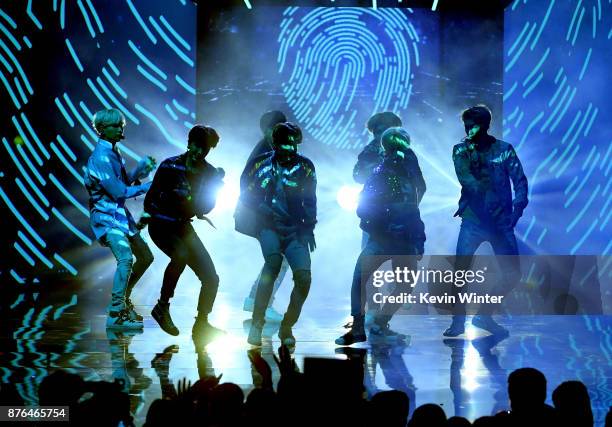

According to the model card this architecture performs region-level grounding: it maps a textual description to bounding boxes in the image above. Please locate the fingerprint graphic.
[278,7,420,149]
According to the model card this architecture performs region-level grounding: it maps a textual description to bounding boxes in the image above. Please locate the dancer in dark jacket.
[444,105,528,337]
[242,111,290,322]
[144,125,225,338]
[236,122,317,347]
[337,127,426,346]
[353,112,403,184]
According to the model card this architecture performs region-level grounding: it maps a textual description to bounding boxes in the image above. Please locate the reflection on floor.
[0,284,610,426]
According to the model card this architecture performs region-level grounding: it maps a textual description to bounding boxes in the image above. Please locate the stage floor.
[1,284,610,426]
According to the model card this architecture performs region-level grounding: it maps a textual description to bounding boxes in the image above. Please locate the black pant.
[351,237,417,321]
[452,219,520,315]
[252,228,311,327]
[148,219,218,314]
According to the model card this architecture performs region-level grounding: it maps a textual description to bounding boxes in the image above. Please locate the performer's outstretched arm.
[88,156,150,201]
[127,156,156,184]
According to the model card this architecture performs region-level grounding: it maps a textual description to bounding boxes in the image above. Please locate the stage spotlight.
[216,182,240,211]
[336,185,362,211]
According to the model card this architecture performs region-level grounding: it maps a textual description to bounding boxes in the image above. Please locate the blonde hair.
[92,108,126,135]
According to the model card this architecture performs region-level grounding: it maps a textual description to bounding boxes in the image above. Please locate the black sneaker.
[278,325,296,347]
[443,323,466,337]
[442,314,465,338]
[335,328,367,346]
[369,323,406,342]
[443,315,466,337]
[336,317,366,346]
[472,315,508,336]
[151,344,179,375]
[152,301,179,336]
[126,298,143,321]
[192,317,225,339]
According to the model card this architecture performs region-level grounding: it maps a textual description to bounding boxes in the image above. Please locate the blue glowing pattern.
[0,2,196,283]
[504,0,611,255]
[5,294,100,406]
[243,0,432,11]
[277,8,420,149]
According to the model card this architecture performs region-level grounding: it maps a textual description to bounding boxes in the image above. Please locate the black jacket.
[144,154,223,222]
[235,152,317,237]
[246,137,273,166]
[353,138,383,184]
[357,149,426,253]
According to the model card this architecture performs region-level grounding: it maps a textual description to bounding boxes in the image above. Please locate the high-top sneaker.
[151,300,179,336]
[369,322,406,342]
[107,309,143,330]
[192,316,225,339]
[335,316,366,346]
[443,315,466,337]
[126,298,143,321]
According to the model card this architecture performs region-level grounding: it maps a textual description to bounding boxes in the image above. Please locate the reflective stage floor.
[0,283,610,426]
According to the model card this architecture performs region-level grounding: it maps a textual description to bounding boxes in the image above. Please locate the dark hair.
[272,122,302,147]
[461,105,492,129]
[408,403,446,426]
[366,112,402,134]
[508,368,547,406]
[260,110,287,133]
[188,125,219,149]
[552,381,594,426]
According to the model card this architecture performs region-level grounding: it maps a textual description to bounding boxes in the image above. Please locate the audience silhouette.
[408,403,447,426]
[507,367,559,425]
[552,380,594,427]
[18,347,602,426]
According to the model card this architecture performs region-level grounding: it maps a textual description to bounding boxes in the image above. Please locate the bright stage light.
[216,182,240,211]
[215,183,240,211]
[336,185,362,211]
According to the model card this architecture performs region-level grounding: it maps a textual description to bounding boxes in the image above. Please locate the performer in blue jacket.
[444,105,528,337]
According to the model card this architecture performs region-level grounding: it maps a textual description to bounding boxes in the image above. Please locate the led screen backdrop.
[0,1,197,284]
[196,5,506,264]
[0,0,609,287]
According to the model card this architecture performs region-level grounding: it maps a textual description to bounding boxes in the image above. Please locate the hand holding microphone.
[464,125,480,150]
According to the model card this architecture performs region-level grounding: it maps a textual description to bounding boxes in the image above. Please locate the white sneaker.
[265,307,283,322]
[243,297,283,322]
[243,297,255,312]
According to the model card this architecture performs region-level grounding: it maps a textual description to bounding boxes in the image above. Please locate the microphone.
[462,125,480,151]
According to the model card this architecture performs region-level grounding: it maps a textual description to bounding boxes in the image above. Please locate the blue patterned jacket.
[452,137,528,226]
[83,139,149,240]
